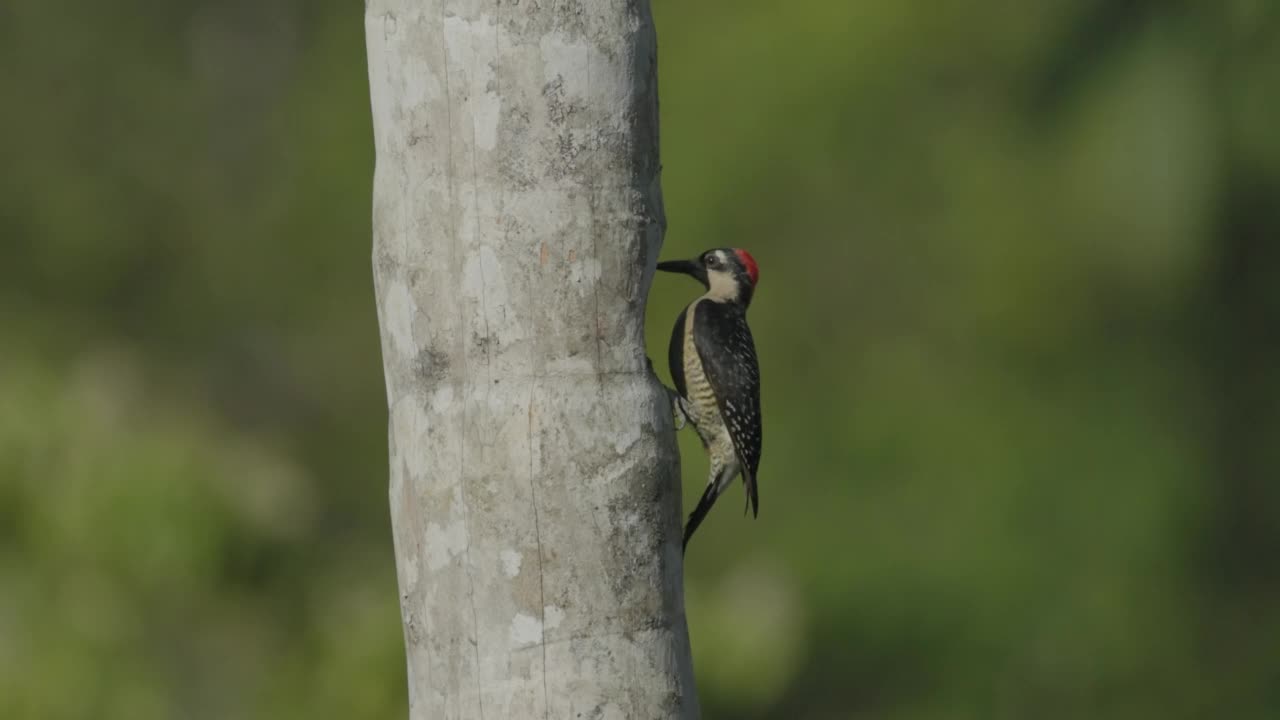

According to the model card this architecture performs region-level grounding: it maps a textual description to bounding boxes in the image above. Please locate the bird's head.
[657,248,760,306]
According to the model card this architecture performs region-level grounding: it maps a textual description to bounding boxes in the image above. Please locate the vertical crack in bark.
[586,49,604,373]
[527,379,551,719]
[470,69,493,377]
[439,9,486,719]
[501,4,550,714]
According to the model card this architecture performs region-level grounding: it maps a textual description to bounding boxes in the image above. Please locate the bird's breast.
[682,300,726,444]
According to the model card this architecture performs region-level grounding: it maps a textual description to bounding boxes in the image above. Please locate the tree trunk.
[365,1,698,718]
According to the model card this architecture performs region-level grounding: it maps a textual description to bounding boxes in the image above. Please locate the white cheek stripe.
[707,269,738,300]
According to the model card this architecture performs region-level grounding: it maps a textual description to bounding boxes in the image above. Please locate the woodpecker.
[656,247,762,552]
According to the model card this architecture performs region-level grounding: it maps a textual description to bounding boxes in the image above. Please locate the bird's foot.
[670,391,688,431]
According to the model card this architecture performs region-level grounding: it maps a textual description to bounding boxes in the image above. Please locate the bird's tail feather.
[682,483,719,554]
[683,465,743,553]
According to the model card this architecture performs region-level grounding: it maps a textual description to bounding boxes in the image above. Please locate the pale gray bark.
[365,1,698,718]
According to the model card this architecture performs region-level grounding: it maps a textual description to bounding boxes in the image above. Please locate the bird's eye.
[704,255,718,266]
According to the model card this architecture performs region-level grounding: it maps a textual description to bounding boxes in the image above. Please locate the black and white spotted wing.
[692,300,763,516]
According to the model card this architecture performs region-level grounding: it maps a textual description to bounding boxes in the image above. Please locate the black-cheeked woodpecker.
[656,248,763,553]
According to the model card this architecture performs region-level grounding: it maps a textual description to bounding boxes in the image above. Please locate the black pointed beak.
[656,259,698,276]
[656,258,708,287]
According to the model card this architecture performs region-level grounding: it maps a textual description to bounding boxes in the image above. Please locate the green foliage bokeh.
[3,2,1279,718]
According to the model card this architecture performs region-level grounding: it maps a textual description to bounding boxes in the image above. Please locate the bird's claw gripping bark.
[670,390,688,431]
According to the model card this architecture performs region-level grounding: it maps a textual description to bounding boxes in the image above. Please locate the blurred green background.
[4,1,1280,718]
